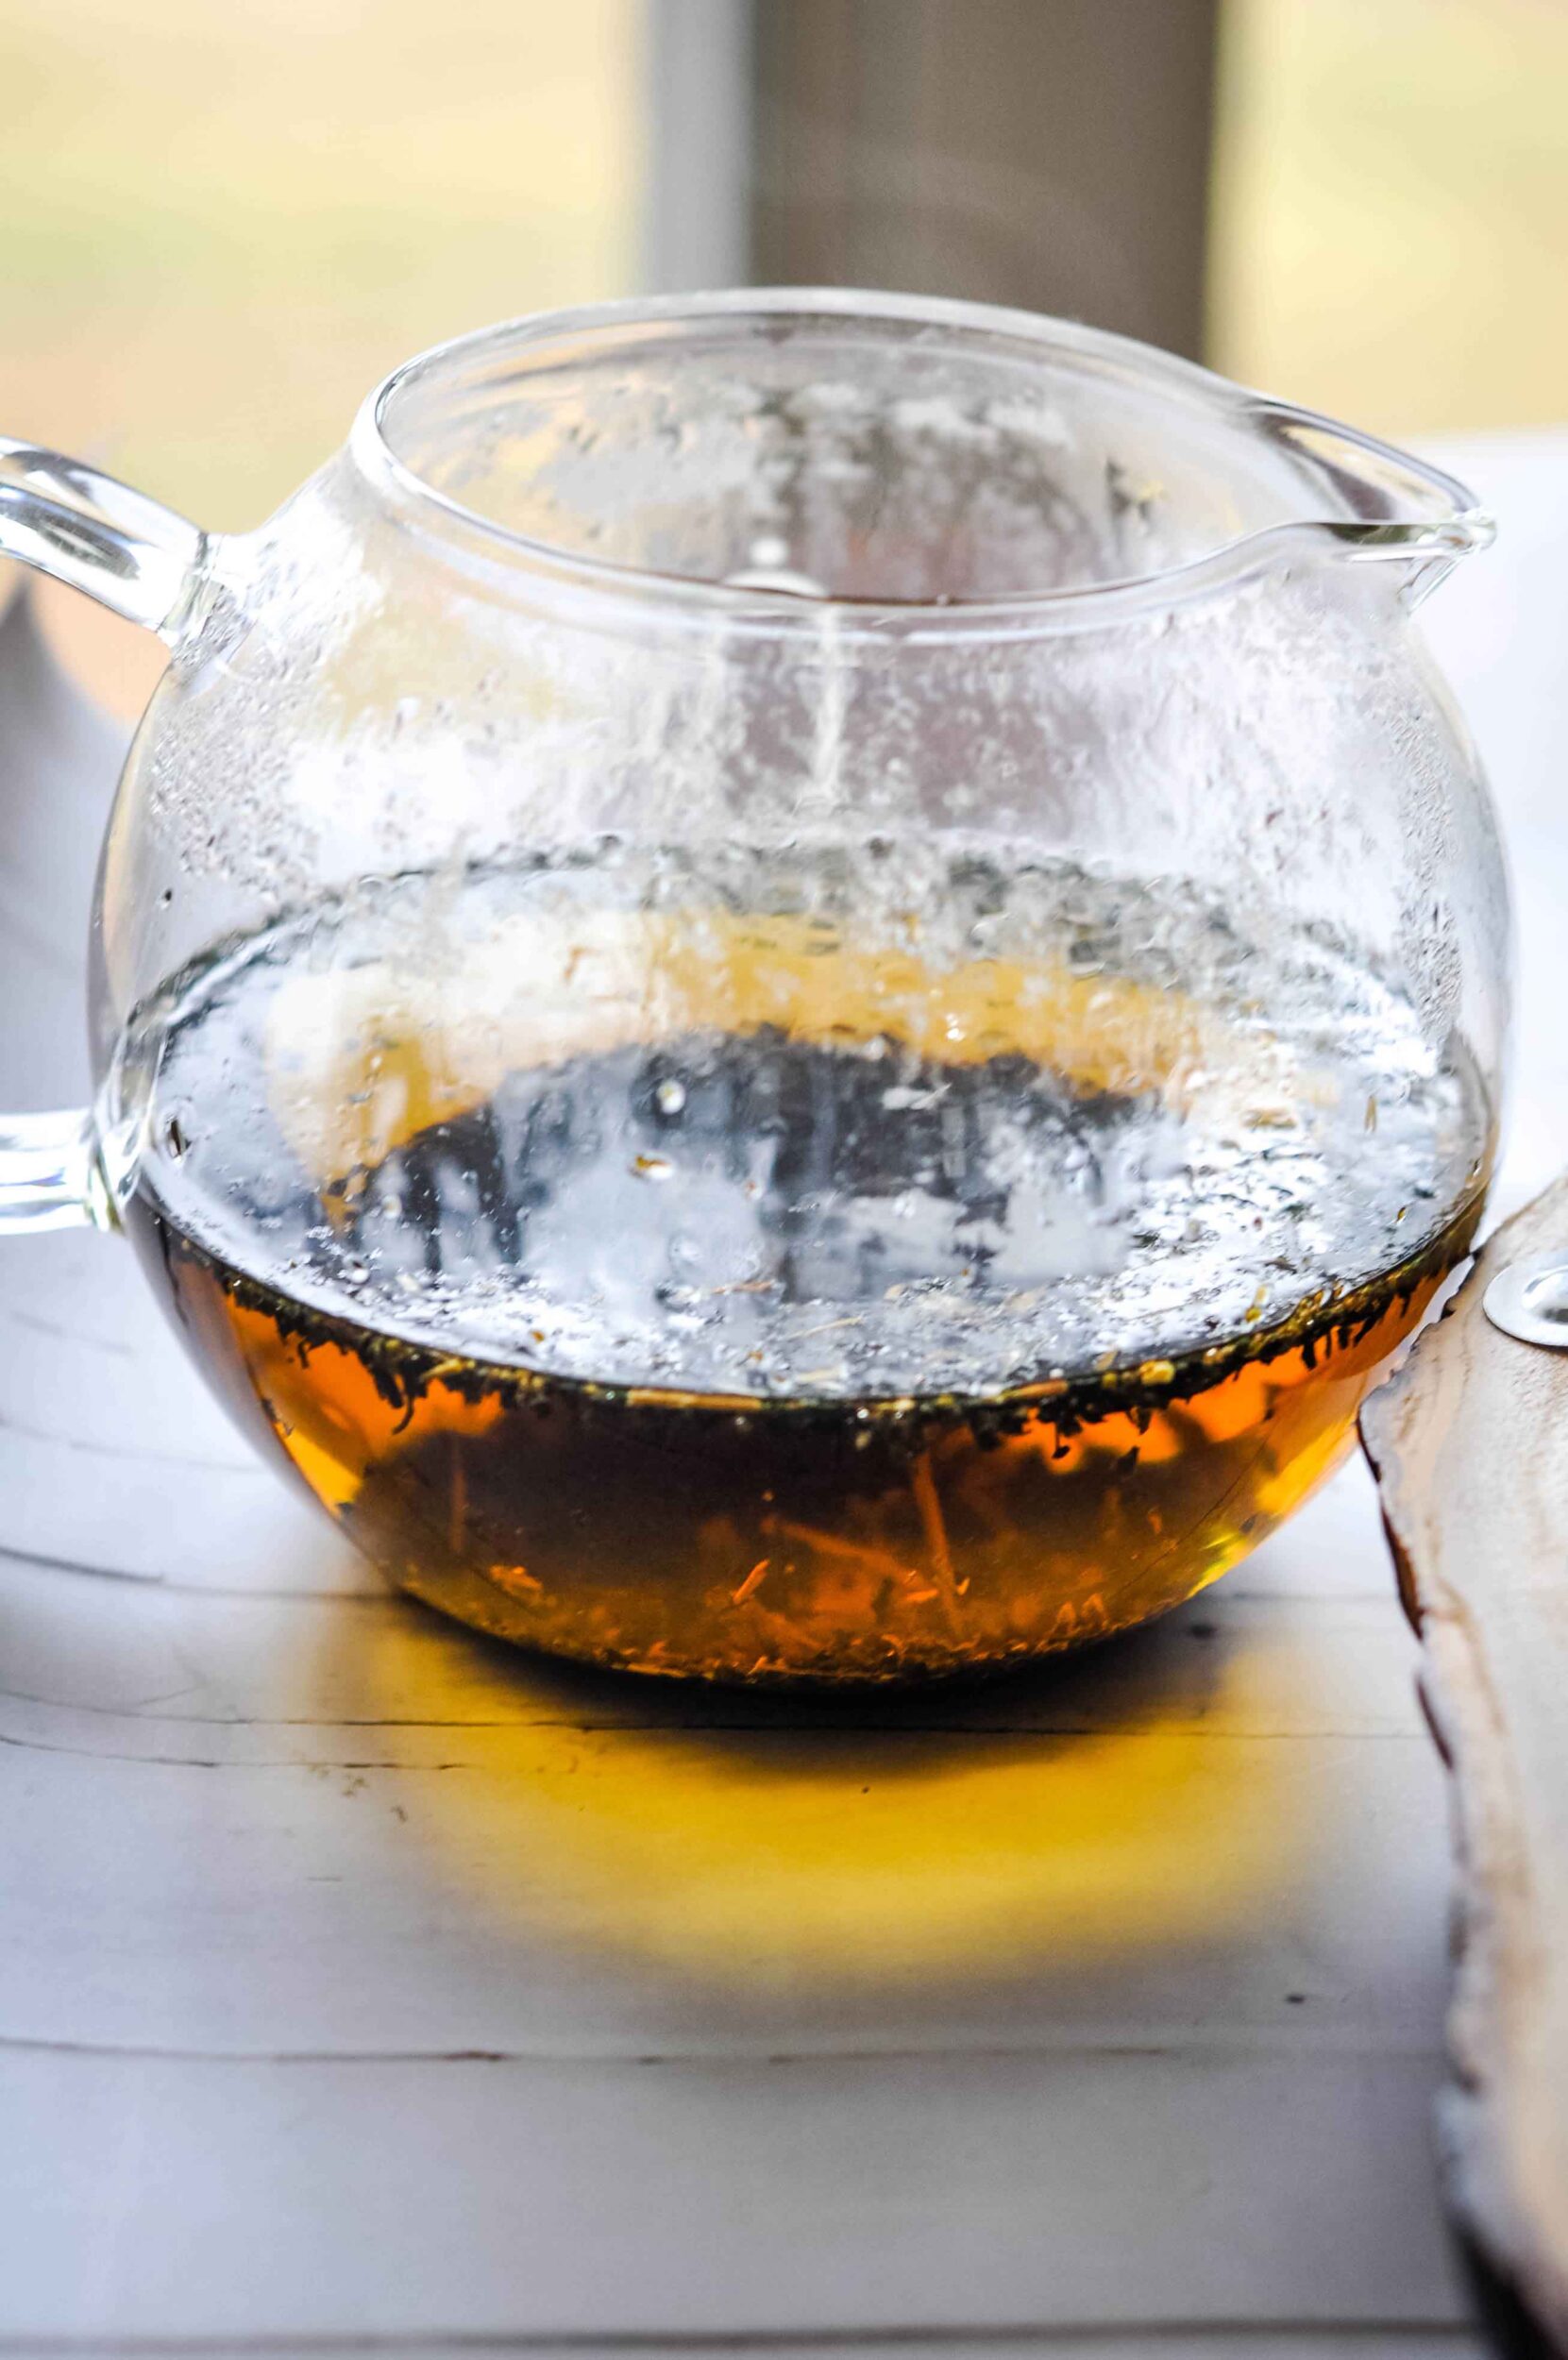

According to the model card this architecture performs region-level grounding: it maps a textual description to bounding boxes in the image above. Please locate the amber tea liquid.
[124,847,1488,1679]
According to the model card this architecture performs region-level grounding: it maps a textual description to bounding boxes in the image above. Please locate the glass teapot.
[0,290,1507,1682]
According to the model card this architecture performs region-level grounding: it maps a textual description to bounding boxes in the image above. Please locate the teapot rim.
[350,287,1492,637]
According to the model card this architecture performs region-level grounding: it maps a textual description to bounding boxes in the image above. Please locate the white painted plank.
[0,2341,1486,2360]
[0,2048,1475,2342]
[0,1497,1456,2065]
[0,1720,1457,2061]
[2,2339,1484,2360]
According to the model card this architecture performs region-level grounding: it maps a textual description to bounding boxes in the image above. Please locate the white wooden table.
[2,430,1561,2360]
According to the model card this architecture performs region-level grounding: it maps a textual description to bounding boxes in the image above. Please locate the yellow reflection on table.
[322,1597,1308,1994]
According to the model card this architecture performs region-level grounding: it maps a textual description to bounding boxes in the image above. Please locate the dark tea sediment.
[124,847,1489,1678]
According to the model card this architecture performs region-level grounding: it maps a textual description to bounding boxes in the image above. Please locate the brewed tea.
[124,844,1488,1678]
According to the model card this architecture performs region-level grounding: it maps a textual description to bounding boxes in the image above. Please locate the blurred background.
[7,0,1567,707]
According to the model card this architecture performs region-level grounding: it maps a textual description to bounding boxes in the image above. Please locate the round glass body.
[0,292,1509,1680]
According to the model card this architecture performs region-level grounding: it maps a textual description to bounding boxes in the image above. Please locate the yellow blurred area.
[1212,0,1568,432]
[0,0,641,524]
[0,0,641,707]
[330,1605,1307,1986]
[390,1717,1289,1981]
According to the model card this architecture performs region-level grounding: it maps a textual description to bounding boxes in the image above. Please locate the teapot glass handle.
[0,443,211,1233]
[0,1112,110,1236]
[0,439,209,640]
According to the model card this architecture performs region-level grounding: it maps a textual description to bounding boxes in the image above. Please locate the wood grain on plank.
[1363,1172,1568,2355]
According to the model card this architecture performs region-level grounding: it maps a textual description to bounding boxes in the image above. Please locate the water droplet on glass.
[655,1078,687,1118]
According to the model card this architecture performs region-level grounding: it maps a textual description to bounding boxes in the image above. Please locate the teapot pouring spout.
[1249,400,1493,606]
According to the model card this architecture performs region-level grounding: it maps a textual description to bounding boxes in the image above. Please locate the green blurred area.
[0,0,641,527]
